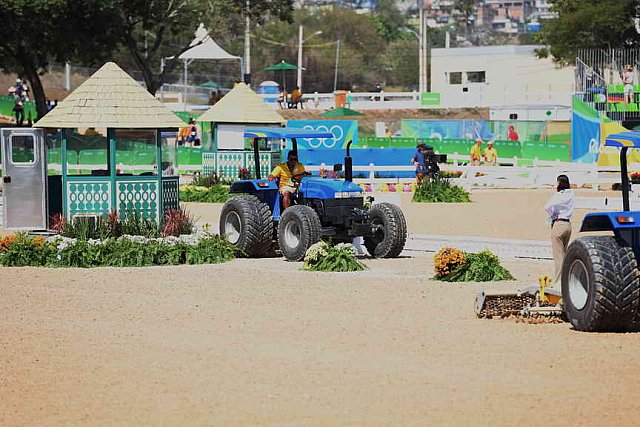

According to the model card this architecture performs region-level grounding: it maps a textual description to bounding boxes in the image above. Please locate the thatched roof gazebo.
[35,62,185,222]
[199,83,284,178]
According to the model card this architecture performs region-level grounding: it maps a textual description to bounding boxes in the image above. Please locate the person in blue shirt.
[411,143,428,184]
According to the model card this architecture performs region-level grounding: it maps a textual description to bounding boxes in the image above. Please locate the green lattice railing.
[65,176,180,221]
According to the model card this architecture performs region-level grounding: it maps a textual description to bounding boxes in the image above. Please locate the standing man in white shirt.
[544,175,576,285]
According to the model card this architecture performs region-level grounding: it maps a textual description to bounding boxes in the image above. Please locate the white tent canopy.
[179,24,239,60]
[176,24,242,109]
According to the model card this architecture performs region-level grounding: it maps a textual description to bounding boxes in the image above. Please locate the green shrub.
[413,177,471,203]
[303,241,366,272]
[0,234,52,267]
[435,250,515,282]
[179,184,230,203]
[185,235,236,264]
[191,171,233,187]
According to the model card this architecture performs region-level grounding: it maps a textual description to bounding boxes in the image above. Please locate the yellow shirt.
[470,144,481,160]
[483,147,498,162]
[270,162,306,187]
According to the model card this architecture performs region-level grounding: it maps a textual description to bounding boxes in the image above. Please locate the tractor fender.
[229,179,278,194]
[580,211,640,232]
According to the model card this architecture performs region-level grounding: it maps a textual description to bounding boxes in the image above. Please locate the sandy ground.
[3,188,640,425]
[185,188,609,241]
[2,255,640,426]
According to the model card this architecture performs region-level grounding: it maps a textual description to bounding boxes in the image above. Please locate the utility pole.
[243,0,251,85]
[297,25,304,90]
[418,5,425,93]
[423,5,429,92]
[334,39,341,91]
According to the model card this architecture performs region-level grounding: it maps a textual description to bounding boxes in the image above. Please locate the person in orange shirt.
[268,151,306,209]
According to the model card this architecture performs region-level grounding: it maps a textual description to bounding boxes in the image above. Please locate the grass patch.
[413,177,471,203]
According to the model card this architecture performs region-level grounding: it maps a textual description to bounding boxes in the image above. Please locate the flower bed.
[0,232,236,268]
[303,241,367,272]
[434,247,514,282]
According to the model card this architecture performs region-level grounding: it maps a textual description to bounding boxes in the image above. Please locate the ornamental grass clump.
[303,241,367,272]
[434,248,515,282]
[413,177,471,203]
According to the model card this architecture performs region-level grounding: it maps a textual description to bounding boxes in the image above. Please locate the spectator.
[385,127,392,138]
[208,91,218,106]
[507,125,519,141]
[289,86,303,109]
[621,64,635,104]
[371,83,382,101]
[483,140,498,166]
[469,138,482,166]
[278,89,288,109]
[13,99,24,126]
[544,174,575,286]
[185,118,201,147]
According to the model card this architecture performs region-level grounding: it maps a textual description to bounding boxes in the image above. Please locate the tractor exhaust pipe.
[344,140,353,182]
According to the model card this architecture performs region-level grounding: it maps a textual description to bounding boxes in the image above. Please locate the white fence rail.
[306,159,619,189]
[156,87,574,111]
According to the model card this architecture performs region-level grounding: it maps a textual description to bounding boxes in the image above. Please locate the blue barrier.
[299,147,418,178]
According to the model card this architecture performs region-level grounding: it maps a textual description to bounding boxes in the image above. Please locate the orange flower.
[0,235,17,252]
[434,247,466,277]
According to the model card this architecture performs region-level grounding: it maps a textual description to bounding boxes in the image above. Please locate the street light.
[402,25,427,93]
[297,26,323,91]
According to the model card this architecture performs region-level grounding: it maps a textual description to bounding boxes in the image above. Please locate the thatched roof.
[199,83,284,124]
[35,62,184,129]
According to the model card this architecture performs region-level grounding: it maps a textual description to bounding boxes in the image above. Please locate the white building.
[430,45,574,107]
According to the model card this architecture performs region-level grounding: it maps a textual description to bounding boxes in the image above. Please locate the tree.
[106,0,294,95]
[0,0,119,118]
[455,0,476,36]
[536,0,640,65]
[371,0,406,42]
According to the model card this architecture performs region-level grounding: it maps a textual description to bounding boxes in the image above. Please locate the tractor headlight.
[334,191,363,198]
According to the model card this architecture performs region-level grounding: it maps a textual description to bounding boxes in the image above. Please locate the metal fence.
[576,49,640,123]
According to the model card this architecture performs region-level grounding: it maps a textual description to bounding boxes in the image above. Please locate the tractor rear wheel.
[278,205,321,262]
[562,236,640,332]
[220,195,273,257]
[364,202,407,258]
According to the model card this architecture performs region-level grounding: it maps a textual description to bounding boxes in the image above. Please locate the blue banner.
[401,119,493,140]
[571,112,600,163]
[287,120,358,149]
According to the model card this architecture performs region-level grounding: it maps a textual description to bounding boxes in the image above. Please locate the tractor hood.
[300,177,363,199]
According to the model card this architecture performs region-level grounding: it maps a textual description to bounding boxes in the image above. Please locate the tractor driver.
[268,150,307,209]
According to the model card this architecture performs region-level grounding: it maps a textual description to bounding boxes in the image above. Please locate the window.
[11,135,35,164]
[449,72,462,85]
[115,129,157,176]
[466,71,486,83]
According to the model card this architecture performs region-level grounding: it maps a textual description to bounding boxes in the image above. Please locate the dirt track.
[2,253,640,426]
[3,188,640,425]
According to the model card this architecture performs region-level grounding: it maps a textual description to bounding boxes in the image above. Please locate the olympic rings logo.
[300,124,344,148]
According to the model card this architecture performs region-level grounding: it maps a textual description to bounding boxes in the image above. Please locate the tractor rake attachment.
[475,276,565,324]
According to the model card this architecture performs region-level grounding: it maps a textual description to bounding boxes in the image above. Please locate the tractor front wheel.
[562,236,640,332]
[364,202,407,258]
[220,195,273,257]
[278,205,321,261]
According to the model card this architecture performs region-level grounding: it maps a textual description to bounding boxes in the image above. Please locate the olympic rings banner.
[286,120,358,150]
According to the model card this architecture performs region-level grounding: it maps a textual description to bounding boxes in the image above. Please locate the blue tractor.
[219,128,407,261]
[562,131,640,332]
